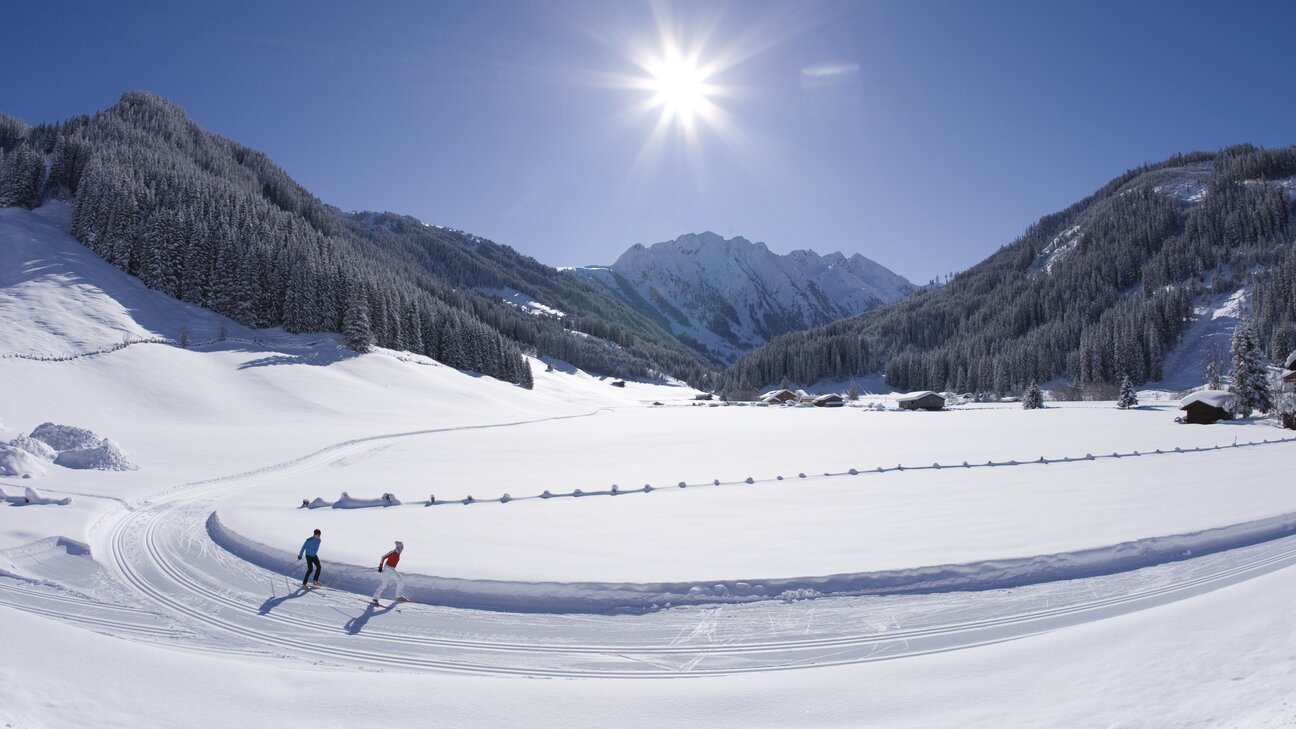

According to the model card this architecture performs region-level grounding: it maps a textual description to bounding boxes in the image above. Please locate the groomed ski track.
[6,412,1296,678]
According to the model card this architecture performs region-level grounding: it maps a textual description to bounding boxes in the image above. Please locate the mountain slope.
[573,232,914,363]
[0,93,713,387]
[720,144,1296,395]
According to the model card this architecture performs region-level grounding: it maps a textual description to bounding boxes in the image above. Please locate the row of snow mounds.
[0,485,71,506]
[380,435,1296,511]
[4,422,137,472]
[301,492,401,509]
[209,509,1296,613]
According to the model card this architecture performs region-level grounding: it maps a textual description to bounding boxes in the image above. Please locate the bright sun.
[646,54,711,123]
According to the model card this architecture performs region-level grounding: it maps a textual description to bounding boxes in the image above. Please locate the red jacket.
[380,550,401,569]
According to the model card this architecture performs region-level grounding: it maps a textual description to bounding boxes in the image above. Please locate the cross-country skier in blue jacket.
[298,529,322,588]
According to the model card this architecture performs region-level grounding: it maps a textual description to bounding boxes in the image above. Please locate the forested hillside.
[720,145,1296,395]
[0,92,713,386]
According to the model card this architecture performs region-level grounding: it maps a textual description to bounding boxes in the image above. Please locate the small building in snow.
[813,393,844,408]
[1178,390,1235,424]
[611,380,626,388]
[897,391,946,411]
[693,392,713,400]
[760,389,799,404]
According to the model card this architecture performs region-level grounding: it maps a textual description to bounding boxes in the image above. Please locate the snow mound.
[23,423,138,470]
[330,492,401,509]
[7,433,57,461]
[1,484,69,504]
[15,486,71,505]
[0,445,48,478]
[53,439,138,471]
[30,422,103,451]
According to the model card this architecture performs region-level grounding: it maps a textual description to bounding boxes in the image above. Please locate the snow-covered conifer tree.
[342,293,374,353]
[1117,374,1138,409]
[1229,321,1273,417]
[1204,358,1223,390]
[0,144,44,209]
[1022,382,1044,410]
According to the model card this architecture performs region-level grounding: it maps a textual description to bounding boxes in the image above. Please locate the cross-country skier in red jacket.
[372,540,406,605]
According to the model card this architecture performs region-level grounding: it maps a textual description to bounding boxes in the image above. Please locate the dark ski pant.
[303,555,321,584]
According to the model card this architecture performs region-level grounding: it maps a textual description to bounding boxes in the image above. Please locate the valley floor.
[3,203,1295,727]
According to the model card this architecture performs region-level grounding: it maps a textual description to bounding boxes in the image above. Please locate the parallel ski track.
[111,492,1296,674]
[62,411,1296,677]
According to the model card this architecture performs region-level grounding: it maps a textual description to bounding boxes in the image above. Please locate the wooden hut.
[1178,390,1235,424]
[812,393,845,408]
[897,391,946,411]
[760,389,798,404]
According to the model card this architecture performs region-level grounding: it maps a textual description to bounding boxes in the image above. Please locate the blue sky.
[5,0,1295,282]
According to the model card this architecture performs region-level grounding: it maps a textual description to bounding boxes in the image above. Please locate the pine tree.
[1204,357,1223,390]
[847,379,860,401]
[1229,321,1273,417]
[0,144,44,209]
[1022,381,1044,410]
[342,293,374,354]
[1117,374,1138,409]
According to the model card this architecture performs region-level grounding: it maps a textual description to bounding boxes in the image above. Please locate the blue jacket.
[299,536,321,558]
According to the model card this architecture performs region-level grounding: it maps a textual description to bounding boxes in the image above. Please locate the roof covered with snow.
[1285,349,1296,370]
[1179,389,1236,409]
[896,391,939,403]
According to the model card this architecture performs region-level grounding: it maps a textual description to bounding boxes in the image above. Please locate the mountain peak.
[591,232,914,364]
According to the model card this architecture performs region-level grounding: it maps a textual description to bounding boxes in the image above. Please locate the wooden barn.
[897,391,946,411]
[812,393,844,408]
[1178,390,1235,424]
[760,389,799,404]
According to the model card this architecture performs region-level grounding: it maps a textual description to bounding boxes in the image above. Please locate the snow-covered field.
[4,203,1296,727]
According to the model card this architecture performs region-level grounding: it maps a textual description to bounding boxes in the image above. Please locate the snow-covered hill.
[573,232,913,363]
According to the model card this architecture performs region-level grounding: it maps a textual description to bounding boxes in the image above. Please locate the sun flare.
[645,53,712,124]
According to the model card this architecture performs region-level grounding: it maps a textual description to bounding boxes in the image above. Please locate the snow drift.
[22,422,137,471]
[0,445,47,478]
[208,509,1296,613]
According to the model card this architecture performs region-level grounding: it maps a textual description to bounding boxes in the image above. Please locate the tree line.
[721,144,1296,395]
[0,92,716,388]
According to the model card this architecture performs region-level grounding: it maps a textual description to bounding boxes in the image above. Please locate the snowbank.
[53,439,137,471]
[327,492,401,509]
[20,423,138,471]
[7,433,56,461]
[30,422,104,451]
[209,508,1296,613]
[0,485,70,505]
[0,445,47,478]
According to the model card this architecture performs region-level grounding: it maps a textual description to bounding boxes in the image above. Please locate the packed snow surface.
[4,203,1296,727]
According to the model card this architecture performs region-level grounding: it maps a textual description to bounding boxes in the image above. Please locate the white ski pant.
[373,568,406,600]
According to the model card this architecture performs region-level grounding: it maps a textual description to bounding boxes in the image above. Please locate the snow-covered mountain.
[573,232,914,363]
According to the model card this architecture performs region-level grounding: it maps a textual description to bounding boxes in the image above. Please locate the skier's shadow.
[258,587,310,615]
[344,602,398,635]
